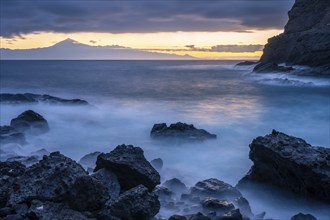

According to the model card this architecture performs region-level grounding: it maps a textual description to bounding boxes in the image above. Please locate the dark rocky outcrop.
[10,110,49,134]
[97,185,160,220]
[253,62,294,73]
[163,178,188,194]
[238,130,330,203]
[0,126,26,145]
[150,122,216,141]
[1,149,161,220]
[256,0,330,73]
[0,93,89,105]
[95,144,160,191]
[291,213,317,220]
[5,149,50,167]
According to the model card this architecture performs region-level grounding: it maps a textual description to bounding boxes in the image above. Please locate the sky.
[0,0,295,59]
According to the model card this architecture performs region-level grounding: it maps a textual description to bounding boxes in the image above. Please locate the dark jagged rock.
[201,197,234,212]
[291,213,317,220]
[253,62,294,73]
[186,212,211,220]
[68,176,108,212]
[191,178,242,200]
[238,130,330,203]
[163,178,188,194]
[10,110,49,134]
[222,209,243,220]
[236,61,259,66]
[0,161,26,178]
[8,152,87,206]
[91,169,120,204]
[257,0,330,73]
[150,122,216,141]
[97,185,160,220]
[169,215,187,220]
[0,126,26,145]
[27,200,95,220]
[95,144,160,191]
[0,93,89,105]
[151,158,163,170]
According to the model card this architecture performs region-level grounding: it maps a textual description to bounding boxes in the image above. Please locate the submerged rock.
[201,197,234,212]
[291,213,317,220]
[163,178,188,194]
[151,158,163,170]
[253,62,294,73]
[150,122,216,141]
[238,130,330,203]
[10,110,49,134]
[0,126,26,145]
[236,61,259,66]
[95,144,160,191]
[0,93,89,105]
[79,151,102,171]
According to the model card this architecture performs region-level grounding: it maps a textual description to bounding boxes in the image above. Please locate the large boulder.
[163,178,188,194]
[150,122,216,141]
[238,130,330,203]
[95,144,160,191]
[256,0,330,73]
[8,152,87,206]
[97,185,160,220]
[10,110,49,134]
[0,93,89,105]
[291,213,317,220]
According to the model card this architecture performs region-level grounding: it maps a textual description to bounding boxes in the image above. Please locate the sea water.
[0,60,329,219]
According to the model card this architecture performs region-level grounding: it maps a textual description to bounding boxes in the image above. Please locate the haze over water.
[1,60,329,219]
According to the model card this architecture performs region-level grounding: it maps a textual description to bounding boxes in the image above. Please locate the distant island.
[0,38,195,60]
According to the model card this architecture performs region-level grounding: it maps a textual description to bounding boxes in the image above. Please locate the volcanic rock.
[238,130,330,203]
[95,144,160,191]
[150,122,216,141]
[256,0,330,73]
[10,110,49,134]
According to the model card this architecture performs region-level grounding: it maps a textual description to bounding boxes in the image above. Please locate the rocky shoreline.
[1,106,328,219]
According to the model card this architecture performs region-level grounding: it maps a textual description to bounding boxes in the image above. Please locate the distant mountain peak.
[53,38,82,47]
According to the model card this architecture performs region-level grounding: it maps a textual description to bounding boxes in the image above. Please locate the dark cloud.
[0,0,294,37]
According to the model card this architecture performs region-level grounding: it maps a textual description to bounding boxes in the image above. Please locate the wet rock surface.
[10,110,49,134]
[95,144,160,191]
[151,122,216,141]
[0,93,89,105]
[0,146,161,220]
[238,130,330,203]
[253,62,294,73]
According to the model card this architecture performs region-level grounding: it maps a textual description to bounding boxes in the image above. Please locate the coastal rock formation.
[256,0,330,73]
[95,144,161,191]
[156,177,253,219]
[238,130,330,203]
[291,213,317,220]
[151,122,216,141]
[0,147,161,220]
[0,93,89,105]
[10,110,49,134]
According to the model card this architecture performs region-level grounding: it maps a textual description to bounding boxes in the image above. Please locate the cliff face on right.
[258,0,330,70]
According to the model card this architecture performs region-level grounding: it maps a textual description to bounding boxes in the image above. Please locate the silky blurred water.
[1,60,329,219]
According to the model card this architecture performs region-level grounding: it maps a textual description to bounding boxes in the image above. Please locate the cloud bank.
[1,0,294,37]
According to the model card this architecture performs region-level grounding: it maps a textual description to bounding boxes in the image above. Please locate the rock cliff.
[257,0,330,72]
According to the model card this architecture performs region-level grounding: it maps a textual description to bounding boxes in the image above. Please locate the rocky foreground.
[0,109,327,219]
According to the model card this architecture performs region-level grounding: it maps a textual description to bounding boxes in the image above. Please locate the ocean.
[1,60,329,219]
